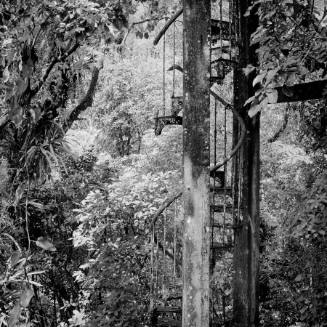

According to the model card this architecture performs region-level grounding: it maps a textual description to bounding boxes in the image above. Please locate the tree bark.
[0,55,102,136]
[232,1,260,326]
[182,1,211,326]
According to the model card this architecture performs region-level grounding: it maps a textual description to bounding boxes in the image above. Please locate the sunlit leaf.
[248,103,262,117]
[35,237,56,252]
[266,89,278,104]
[8,304,21,327]
[243,64,256,76]
[295,274,302,282]
[3,66,10,83]
[20,288,34,308]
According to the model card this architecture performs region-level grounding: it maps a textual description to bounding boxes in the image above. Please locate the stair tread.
[155,306,182,313]
[211,19,233,41]
[210,186,232,194]
[211,241,233,250]
[156,116,182,123]
[210,76,224,85]
[154,116,183,135]
[210,204,233,213]
[211,56,237,64]
[158,318,182,327]
[211,222,235,229]
[210,169,225,177]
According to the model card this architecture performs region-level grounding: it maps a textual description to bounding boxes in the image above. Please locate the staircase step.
[211,241,233,250]
[210,204,232,213]
[158,318,182,327]
[167,279,182,287]
[155,306,182,314]
[210,186,232,195]
[211,39,231,50]
[211,222,234,229]
[210,169,224,177]
[155,116,183,135]
[210,76,224,85]
[211,19,233,40]
[166,293,182,302]
[155,116,183,125]
[211,56,237,65]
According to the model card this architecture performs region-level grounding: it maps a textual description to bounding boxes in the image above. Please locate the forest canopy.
[0,0,326,326]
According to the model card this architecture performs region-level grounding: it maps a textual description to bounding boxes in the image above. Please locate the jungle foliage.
[0,0,326,326]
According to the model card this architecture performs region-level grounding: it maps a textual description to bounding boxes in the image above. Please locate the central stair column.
[182,0,211,326]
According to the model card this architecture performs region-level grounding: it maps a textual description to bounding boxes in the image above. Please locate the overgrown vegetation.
[0,0,326,326]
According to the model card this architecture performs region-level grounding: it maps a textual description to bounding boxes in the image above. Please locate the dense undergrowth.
[0,0,327,326]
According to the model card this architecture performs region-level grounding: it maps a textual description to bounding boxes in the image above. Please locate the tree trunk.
[232,1,260,326]
[182,1,211,326]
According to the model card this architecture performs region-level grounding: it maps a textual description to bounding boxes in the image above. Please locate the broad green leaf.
[35,237,56,252]
[244,95,255,106]
[8,304,21,327]
[248,103,262,117]
[2,38,13,46]
[243,64,256,76]
[253,72,266,87]
[2,233,22,252]
[3,66,10,83]
[20,288,34,308]
[265,68,279,86]
[14,184,24,206]
[295,274,302,282]
[266,89,278,104]
[28,201,45,210]
[10,251,22,267]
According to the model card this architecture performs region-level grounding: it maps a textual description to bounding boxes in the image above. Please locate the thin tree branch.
[122,16,168,44]
[0,43,80,131]
[62,57,104,132]
[0,114,9,130]
[153,9,183,45]
[133,17,164,26]
[150,191,182,228]
[30,42,80,99]
[149,191,183,272]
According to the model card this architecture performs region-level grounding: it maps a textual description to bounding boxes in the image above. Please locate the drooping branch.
[122,16,168,44]
[30,42,80,100]
[62,57,104,132]
[267,105,290,143]
[150,191,183,269]
[153,9,183,45]
[150,191,182,228]
[0,42,81,132]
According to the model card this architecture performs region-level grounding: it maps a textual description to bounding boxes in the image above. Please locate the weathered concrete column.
[182,1,211,326]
